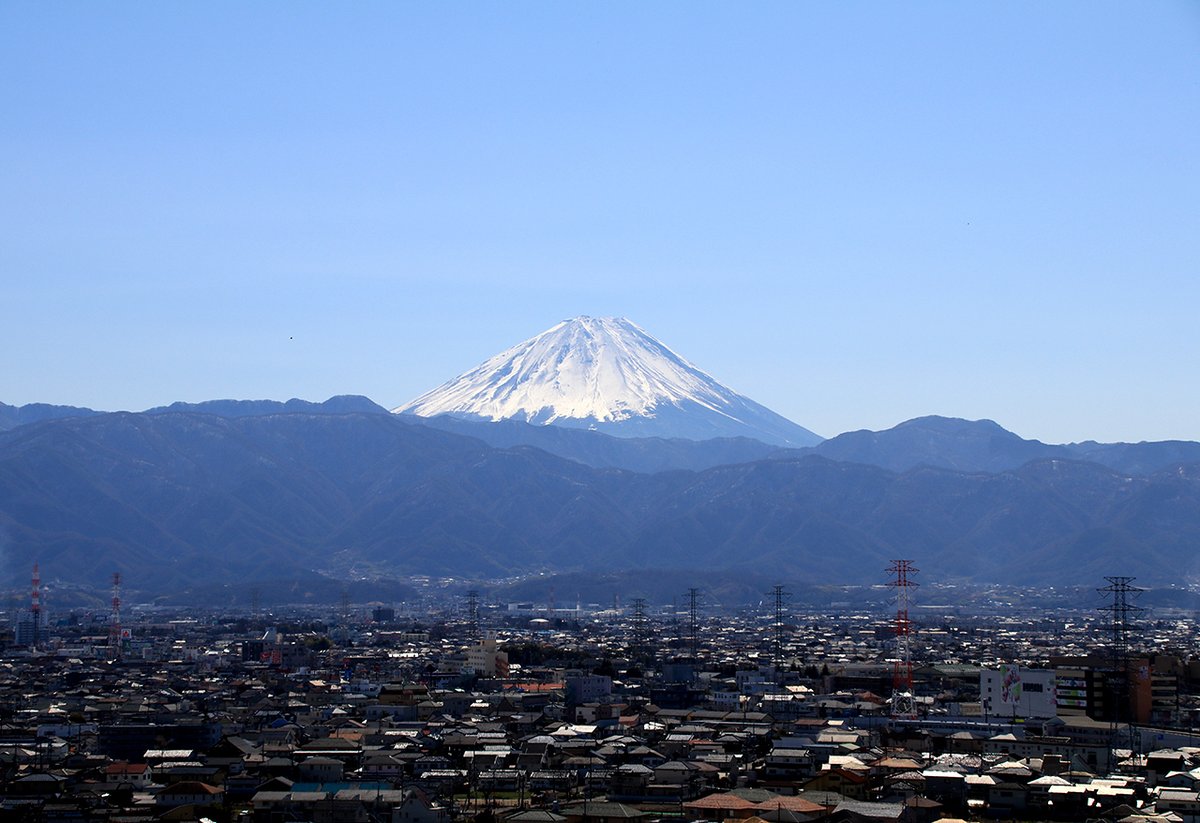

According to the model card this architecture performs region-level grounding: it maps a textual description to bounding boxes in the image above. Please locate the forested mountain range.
[2,405,1198,596]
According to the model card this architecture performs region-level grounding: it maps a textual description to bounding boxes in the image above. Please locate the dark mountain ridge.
[3,410,1200,595]
[143,394,389,418]
[9,402,1198,478]
[0,401,104,431]
[810,415,1069,473]
[408,413,783,473]
[809,415,1200,477]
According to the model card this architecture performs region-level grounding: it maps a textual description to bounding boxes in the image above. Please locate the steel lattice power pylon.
[686,588,701,660]
[109,572,122,660]
[30,564,42,651]
[1099,575,1145,766]
[465,590,481,640]
[888,560,919,719]
[771,584,791,671]
[629,597,649,662]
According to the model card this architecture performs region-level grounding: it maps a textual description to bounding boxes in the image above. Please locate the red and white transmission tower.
[109,572,122,660]
[887,560,919,719]
[31,563,42,649]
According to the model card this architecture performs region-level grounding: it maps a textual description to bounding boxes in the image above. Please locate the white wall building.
[465,634,509,677]
[980,665,1057,719]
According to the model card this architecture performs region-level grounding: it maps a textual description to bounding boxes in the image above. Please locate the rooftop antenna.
[887,560,918,719]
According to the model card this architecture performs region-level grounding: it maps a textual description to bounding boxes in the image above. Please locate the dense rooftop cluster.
[5,596,1200,823]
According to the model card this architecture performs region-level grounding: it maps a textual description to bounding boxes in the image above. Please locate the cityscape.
[4,564,1200,823]
[4,4,1198,823]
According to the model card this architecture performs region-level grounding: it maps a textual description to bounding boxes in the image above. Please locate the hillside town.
[4,579,1200,823]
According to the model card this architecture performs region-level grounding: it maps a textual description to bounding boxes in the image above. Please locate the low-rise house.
[828,799,905,823]
[985,781,1029,814]
[299,756,345,783]
[763,747,817,781]
[1026,774,1072,809]
[752,795,828,821]
[104,762,152,788]
[559,800,646,823]
[681,791,757,821]
[609,764,652,799]
[806,768,871,801]
[393,788,450,823]
[155,780,224,808]
[528,769,574,792]
[1162,770,1200,791]
[919,769,966,809]
[1158,789,1200,821]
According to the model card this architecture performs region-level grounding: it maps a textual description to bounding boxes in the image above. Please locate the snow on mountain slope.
[394,316,822,447]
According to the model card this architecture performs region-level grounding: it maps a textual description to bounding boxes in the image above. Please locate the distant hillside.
[1,396,388,431]
[409,414,784,473]
[1067,439,1200,476]
[3,411,1200,596]
[0,401,102,431]
[811,415,1200,476]
[9,399,1196,477]
[144,395,389,417]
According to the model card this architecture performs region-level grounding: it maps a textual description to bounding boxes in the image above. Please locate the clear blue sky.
[3,2,1198,444]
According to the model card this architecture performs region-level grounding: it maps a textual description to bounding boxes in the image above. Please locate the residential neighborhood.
[3,592,1200,823]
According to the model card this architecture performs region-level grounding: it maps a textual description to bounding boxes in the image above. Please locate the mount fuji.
[394,316,822,446]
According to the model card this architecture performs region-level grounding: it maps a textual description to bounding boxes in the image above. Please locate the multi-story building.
[465,634,509,677]
[980,665,1057,720]
[564,672,612,708]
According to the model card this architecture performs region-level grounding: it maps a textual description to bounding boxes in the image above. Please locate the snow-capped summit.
[394,316,822,446]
